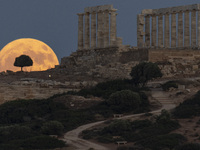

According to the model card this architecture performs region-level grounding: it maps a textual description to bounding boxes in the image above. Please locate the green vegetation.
[82,110,183,150]
[130,62,162,87]
[173,91,200,118]
[175,143,200,150]
[14,54,33,71]
[72,79,139,99]
[106,90,141,113]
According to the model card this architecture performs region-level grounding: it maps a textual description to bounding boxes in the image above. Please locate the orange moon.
[0,38,59,72]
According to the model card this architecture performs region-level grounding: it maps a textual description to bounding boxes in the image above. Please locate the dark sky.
[0,0,199,62]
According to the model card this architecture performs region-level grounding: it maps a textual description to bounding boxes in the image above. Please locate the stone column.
[97,11,104,48]
[191,10,197,47]
[164,13,170,48]
[104,10,109,47]
[137,14,145,47]
[145,15,150,47]
[171,12,177,48]
[110,9,117,46]
[77,13,84,50]
[91,12,97,49]
[158,14,163,47]
[84,12,90,49]
[151,14,156,47]
[198,10,200,46]
[178,11,183,47]
[184,10,190,47]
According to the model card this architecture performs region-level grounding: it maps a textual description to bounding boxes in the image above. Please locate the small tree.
[107,90,141,113]
[14,55,33,72]
[130,62,162,87]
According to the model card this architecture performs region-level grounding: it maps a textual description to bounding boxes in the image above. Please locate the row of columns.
[77,9,117,50]
[138,10,200,48]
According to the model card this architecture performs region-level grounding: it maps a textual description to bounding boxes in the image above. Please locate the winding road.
[62,88,176,150]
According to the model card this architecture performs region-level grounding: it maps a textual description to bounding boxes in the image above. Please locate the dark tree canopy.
[130,62,162,87]
[14,55,33,72]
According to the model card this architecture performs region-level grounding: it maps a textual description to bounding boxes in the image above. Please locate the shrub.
[41,120,64,136]
[106,90,141,113]
[173,91,200,118]
[137,133,186,150]
[20,135,66,149]
[175,143,200,150]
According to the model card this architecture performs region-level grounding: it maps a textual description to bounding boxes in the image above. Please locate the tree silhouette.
[14,55,33,72]
[130,62,162,87]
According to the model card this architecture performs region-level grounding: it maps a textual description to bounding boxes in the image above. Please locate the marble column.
[171,12,177,47]
[110,9,117,46]
[104,10,109,47]
[191,10,197,47]
[178,11,183,47]
[158,14,163,47]
[151,15,157,47]
[84,12,90,49]
[198,10,200,46]
[184,10,190,47]
[97,11,104,48]
[145,15,150,47]
[77,13,84,50]
[91,12,97,48]
[164,13,170,48]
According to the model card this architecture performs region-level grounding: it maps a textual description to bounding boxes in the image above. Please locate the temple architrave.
[77,5,122,50]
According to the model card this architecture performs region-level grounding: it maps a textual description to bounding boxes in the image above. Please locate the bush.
[137,133,186,150]
[175,143,200,150]
[76,79,135,99]
[41,120,64,136]
[0,125,35,142]
[173,91,200,118]
[162,81,178,91]
[106,90,141,113]
[20,135,66,149]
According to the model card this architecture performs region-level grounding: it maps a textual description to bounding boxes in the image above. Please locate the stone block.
[193,65,199,70]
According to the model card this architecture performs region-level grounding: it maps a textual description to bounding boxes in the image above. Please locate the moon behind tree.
[0,38,59,72]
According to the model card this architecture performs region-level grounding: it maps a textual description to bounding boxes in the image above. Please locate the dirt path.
[62,88,176,150]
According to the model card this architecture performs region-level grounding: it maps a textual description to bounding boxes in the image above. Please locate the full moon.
[0,38,59,72]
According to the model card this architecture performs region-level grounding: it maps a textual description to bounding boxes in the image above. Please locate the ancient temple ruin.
[137,4,200,48]
[61,4,200,80]
[77,5,122,50]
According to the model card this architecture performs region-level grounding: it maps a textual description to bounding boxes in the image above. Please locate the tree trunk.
[21,67,23,72]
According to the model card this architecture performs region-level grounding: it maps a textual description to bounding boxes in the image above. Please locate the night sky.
[0,0,199,62]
